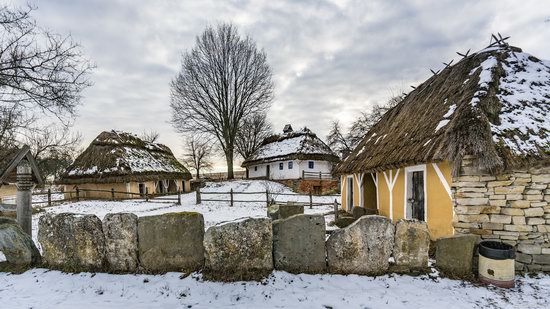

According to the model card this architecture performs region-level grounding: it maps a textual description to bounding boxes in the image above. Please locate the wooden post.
[309,190,313,209]
[334,199,339,221]
[76,186,80,202]
[196,186,201,204]
[145,187,149,202]
[16,160,34,236]
[111,188,115,201]
[302,170,305,179]
[177,190,181,205]
[47,188,52,207]
[265,189,269,207]
[230,188,234,207]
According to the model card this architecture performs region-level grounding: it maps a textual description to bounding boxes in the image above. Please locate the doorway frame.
[346,175,354,212]
[403,164,427,222]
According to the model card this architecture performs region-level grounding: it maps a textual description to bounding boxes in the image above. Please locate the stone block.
[103,213,138,272]
[0,217,41,266]
[326,215,394,275]
[490,215,511,224]
[435,234,478,278]
[38,213,105,271]
[393,220,430,272]
[204,218,273,281]
[501,208,524,216]
[494,186,525,194]
[510,200,530,208]
[138,212,204,273]
[272,214,326,274]
[267,204,304,220]
[524,208,544,217]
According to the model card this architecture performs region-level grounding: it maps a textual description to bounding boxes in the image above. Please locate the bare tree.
[326,121,353,158]
[24,125,82,181]
[170,23,274,179]
[140,130,160,143]
[182,135,213,179]
[0,5,93,121]
[328,94,404,156]
[235,112,272,160]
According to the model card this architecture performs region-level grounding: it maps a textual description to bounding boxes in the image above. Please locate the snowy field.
[0,269,549,308]
[2,180,550,308]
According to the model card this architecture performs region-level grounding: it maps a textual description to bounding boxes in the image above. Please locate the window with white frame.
[308,161,314,169]
[279,162,284,170]
[288,161,293,169]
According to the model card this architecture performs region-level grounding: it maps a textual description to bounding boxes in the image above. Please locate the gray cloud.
[23,0,550,168]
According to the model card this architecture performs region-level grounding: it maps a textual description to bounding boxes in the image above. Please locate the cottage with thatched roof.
[336,41,550,270]
[242,125,340,193]
[59,130,192,199]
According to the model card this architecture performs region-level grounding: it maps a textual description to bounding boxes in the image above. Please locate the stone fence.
[452,156,550,272]
[1,212,480,280]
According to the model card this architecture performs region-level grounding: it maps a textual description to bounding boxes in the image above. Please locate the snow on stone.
[443,104,457,118]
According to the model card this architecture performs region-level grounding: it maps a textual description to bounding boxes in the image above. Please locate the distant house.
[242,125,340,193]
[335,43,550,247]
[0,145,43,204]
[59,130,192,199]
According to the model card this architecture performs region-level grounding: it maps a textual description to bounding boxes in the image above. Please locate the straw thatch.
[336,45,550,176]
[241,126,340,167]
[59,130,191,184]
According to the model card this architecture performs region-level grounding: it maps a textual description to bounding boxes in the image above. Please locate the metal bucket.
[478,241,516,288]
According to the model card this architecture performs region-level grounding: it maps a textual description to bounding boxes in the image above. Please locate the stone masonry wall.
[452,155,550,272]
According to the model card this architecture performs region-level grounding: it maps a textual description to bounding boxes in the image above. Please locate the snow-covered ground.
[0,269,549,308]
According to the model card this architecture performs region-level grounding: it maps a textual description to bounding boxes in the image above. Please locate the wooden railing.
[301,171,337,180]
[196,187,340,209]
[31,187,182,207]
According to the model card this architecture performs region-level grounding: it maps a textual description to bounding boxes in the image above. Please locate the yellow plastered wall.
[340,162,454,240]
[426,162,454,238]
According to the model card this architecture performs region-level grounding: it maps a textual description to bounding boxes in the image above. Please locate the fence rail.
[301,171,337,180]
[196,187,340,209]
[29,186,183,207]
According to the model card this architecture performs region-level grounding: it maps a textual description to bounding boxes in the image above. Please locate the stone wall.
[275,179,339,195]
[34,213,438,279]
[452,155,550,272]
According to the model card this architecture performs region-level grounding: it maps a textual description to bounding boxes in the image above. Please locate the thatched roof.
[336,44,550,176]
[241,126,340,167]
[60,130,191,184]
[0,145,43,185]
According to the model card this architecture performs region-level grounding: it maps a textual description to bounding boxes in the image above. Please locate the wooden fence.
[196,187,340,209]
[301,171,337,180]
[31,187,182,207]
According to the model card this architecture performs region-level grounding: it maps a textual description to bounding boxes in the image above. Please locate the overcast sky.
[19,0,550,170]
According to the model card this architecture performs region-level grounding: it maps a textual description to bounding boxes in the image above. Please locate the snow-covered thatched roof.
[337,44,550,176]
[60,130,191,184]
[241,126,340,167]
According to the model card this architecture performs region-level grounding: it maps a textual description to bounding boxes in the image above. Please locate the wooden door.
[266,165,270,179]
[411,171,425,221]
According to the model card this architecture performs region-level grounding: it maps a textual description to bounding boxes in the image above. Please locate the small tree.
[235,112,272,160]
[182,136,213,179]
[140,130,160,143]
[170,23,274,179]
[328,93,403,156]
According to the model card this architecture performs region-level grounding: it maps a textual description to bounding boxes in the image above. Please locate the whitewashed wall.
[247,159,333,180]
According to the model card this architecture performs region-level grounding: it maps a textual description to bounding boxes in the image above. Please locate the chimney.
[283,124,293,134]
